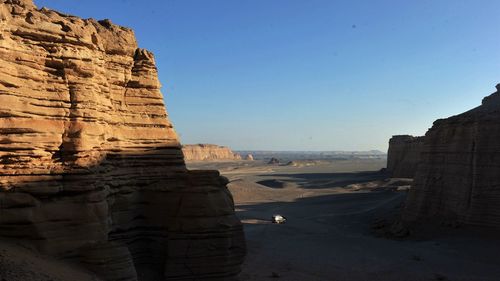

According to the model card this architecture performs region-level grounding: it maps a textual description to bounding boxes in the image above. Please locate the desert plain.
[188,158,500,281]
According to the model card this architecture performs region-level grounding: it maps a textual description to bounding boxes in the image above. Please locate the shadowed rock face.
[0,1,245,280]
[182,144,242,161]
[403,84,500,227]
[386,135,424,178]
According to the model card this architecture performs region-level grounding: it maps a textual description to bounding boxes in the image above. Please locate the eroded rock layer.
[403,84,500,227]
[386,135,424,178]
[182,144,242,161]
[0,1,245,280]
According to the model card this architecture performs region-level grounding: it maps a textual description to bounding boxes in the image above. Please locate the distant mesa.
[393,84,500,228]
[182,144,242,161]
[386,135,424,178]
[244,153,254,161]
[268,157,280,165]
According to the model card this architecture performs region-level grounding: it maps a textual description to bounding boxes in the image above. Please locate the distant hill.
[235,150,387,161]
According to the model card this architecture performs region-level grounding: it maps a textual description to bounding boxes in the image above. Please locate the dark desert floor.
[188,159,500,281]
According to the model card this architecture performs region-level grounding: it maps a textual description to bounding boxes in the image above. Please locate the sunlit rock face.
[182,144,242,161]
[0,1,245,280]
[386,135,424,178]
[403,84,500,227]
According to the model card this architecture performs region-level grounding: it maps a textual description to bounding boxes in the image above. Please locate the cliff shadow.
[0,148,245,281]
[256,170,388,189]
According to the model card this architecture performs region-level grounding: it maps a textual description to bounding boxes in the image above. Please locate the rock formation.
[244,154,254,161]
[0,1,245,280]
[267,157,280,165]
[386,135,424,178]
[182,144,242,161]
[403,84,500,227]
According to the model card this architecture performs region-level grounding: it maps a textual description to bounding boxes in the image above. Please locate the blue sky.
[35,0,500,151]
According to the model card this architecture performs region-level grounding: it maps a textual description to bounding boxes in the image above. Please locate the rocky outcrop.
[0,1,245,280]
[267,157,280,165]
[182,144,242,161]
[386,135,424,178]
[244,154,254,161]
[403,84,500,227]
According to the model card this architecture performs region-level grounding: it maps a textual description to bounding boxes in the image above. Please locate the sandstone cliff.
[182,144,242,161]
[386,135,424,178]
[0,1,245,280]
[403,84,500,227]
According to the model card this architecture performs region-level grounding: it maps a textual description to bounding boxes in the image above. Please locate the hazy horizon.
[35,0,500,151]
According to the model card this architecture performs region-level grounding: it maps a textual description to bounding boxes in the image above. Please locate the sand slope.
[0,241,100,281]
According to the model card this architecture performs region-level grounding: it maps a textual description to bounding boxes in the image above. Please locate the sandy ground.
[188,159,500,281]
[0,241,100,281]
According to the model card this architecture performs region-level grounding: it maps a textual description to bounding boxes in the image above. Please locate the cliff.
[0,1,245,280]
[403,84,500,227]
[386,135,424,178]
[182,144,242,161]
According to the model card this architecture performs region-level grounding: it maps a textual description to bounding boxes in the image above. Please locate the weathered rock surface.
[0,1,245,280]
[182,144,242,161]
[244,154,254,161]
[403,84,500,227]
[386,135,424,178]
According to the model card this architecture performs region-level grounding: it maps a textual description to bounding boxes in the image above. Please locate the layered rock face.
[386,135,424,178]
[182,144,242,161]
[0,1,245,280]
[403,84,500,227]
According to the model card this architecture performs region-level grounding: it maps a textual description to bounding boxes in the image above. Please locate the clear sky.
[34,0,500,151]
